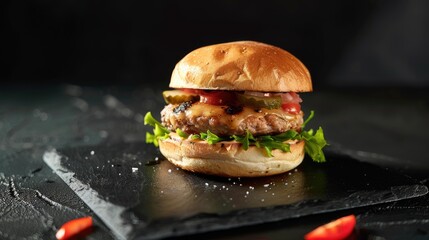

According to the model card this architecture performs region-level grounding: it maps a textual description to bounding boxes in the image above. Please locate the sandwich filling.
[161,89,303,134]
[145,89,327,163]
[161,102,303,136]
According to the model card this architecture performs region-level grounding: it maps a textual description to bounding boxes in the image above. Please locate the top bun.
[170,41,312,92]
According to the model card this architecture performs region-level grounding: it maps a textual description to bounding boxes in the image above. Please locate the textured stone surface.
[1,85,428,239]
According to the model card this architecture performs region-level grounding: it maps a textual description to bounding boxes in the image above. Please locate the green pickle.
[237,93,282,109]
[162,90,200,104]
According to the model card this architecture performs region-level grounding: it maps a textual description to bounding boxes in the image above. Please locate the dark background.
[1,2,429,239]
[2,0,428,88]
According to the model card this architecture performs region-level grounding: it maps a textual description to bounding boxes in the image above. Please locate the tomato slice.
[304,215,356,240]
[281,102,301,114]
[200,91,237,106]
[181,89,237,106]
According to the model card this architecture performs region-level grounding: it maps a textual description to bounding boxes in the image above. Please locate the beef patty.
[161,102,303,136]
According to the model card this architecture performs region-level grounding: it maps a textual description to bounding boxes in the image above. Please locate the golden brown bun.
[170,41,312,92]
[159,133,305,177]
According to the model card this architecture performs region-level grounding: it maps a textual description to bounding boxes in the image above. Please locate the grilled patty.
[161,102,303,136]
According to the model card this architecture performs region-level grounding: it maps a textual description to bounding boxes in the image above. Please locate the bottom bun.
[158,133,305,177]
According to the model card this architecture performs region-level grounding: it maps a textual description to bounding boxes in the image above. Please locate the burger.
[144,41,327,177]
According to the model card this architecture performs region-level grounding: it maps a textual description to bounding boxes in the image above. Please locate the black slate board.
[43,143,428,240]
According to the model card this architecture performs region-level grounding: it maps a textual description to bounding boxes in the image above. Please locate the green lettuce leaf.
[176,128,189,138]
[144,110,328,162]
[302,109,314,129]
[144,112,170,147]
[232,130,255,150]
[255,135,291,157]
[193,130,225,144]
[301,127,327,162]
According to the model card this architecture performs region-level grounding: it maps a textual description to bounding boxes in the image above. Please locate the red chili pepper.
[56,216,93,240]
[304,215,356,240]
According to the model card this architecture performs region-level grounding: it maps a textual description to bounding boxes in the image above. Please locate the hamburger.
[144,41,327,177]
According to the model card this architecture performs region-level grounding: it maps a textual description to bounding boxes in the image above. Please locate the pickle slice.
[236,93,282,109]
[162,90,200,104]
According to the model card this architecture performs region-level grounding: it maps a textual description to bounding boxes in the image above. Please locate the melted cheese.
[185,102,299,130]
